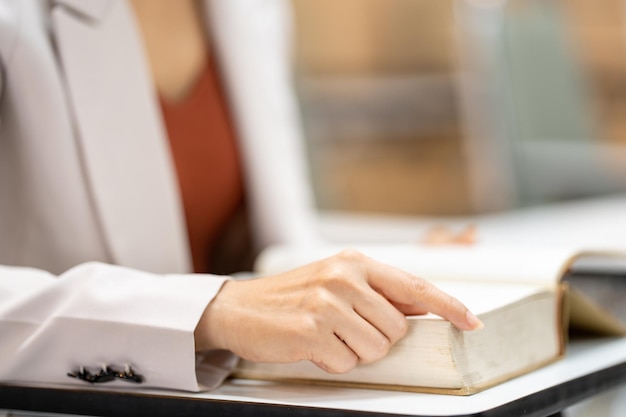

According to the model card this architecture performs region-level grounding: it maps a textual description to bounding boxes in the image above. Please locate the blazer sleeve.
[0,262,237,391]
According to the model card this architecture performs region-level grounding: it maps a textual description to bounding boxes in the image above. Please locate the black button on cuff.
[67,364,144,384]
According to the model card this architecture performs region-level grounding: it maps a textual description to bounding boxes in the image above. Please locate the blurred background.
[289,0,626,216]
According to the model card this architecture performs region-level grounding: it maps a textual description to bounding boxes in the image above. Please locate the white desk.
[2,337,626,417]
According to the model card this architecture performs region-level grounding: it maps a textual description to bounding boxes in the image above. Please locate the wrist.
[194,280,232,352]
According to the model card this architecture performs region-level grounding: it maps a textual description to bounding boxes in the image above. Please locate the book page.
[255,244,579,286]
[417,280,551,317]
[567,288,626,335]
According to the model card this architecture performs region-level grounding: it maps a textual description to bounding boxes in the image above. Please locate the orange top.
[159,57,245,273]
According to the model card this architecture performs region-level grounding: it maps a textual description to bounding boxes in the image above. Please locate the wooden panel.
[291,0,456,74]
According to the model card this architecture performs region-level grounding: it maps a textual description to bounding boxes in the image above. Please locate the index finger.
[363,255,483,331]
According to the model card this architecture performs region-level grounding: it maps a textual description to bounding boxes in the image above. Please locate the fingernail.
[465,310,484,331]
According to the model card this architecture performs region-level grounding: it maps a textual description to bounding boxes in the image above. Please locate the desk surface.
[2,337,626,417]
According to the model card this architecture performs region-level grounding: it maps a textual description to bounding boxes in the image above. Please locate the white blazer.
[0,0,320,391]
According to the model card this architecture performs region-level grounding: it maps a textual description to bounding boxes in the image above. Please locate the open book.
[234,244,626,395]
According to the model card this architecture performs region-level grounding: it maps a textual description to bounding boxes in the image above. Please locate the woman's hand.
[195,250,482,374]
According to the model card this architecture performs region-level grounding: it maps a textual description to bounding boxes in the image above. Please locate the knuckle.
[322,268,348,289]
[390,315,409,343]
[328,355,359,374]
[301,287,337,316]
[398,315,409,336]
[407,275,434,301]
[318,260,347,283]
[376,336,392,357]
[314,249,368,292]
[405,276,460,315]
[335,248,365,263]
[408,274,428,293]
[361,337,391,364]
[298,315,322,336]
[316,265,358,293]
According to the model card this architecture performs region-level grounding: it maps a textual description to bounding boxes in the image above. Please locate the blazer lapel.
[50,0,192,273]
[204,0,320,248]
